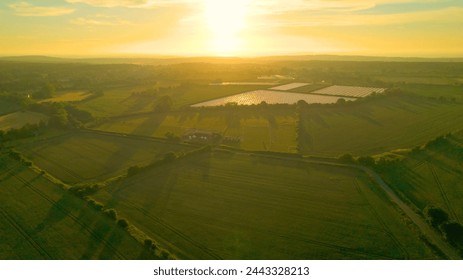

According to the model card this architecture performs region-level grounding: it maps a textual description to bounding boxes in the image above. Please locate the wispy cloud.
[9,2,75,17]
[71,14,132,26]
[66,0,155,8]
[268,6,463,27]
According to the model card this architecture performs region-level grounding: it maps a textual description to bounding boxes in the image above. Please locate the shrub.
[87,199,104,211]
[117,218,129,229]
[338,153,355,163]
[163,152,177,162]
[144,239,153,248]
[104,208,118,220]
[440,222,463,246]
[159,249,170,260]
[127,165,141,177]
[425,206,449,229]
[357,156,375,166]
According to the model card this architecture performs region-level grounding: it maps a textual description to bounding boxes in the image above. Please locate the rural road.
[234,150,461,260]
[359,166,461,260]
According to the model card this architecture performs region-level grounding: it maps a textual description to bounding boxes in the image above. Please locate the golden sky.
[1,0,462,57]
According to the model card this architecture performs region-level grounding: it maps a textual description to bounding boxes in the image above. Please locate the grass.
[379,136,463,223]
[0,111,48,131]
[299,94,463,156]
[399,84,463,99]
[92,151,436,259]
[0,153,147,259]
[92,107,298,153]
[39,91,91,103]
[0,101,20,116]
[78,86,155,118]
[15,131,194,184]
[78,84,266,118]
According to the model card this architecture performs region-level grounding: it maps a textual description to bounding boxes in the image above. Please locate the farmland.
[15,131,194,184]
[92,107,298,152]
[79,84,266,117]
[298,94,463,156]
[0,111,48,131]
[311,85,386,98]
[92,151,436,259]
[0,153,146,259]
[191,90,355,107]
[39,91,91,103]
[378,134,463,222]
[1,58,463,260]
[270,83,311,91]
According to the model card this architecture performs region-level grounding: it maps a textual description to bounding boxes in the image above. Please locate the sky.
[1,0,463,57]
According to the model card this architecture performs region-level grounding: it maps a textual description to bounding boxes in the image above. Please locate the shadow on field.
[124,96,156,114]
[304,110,330,128]
[98,227,126,259]
[101,113,166,175]
[0,164,24,183]
[33,193,76,233]
[132,112,167,136]
[80,216,117,259]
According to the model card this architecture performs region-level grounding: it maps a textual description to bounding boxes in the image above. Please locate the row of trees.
[0,122,47,143]
[425,206,463,252]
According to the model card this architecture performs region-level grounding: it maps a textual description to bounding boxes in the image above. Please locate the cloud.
[268,6,463,27]
[9,2,75,17]
[65,0,155,8]
[71,14,132,26]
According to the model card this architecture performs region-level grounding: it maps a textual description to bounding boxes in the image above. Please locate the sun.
[203,0,249,56]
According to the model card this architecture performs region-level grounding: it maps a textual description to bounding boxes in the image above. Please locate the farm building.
[183,129,222,144]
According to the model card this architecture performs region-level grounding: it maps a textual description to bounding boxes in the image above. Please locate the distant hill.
[1,54,463,65]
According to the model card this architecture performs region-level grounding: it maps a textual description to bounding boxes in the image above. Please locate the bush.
[425,206,449,229]
[127,165,141,177]
[338,153,355,163]
[159,249,170,260]
[163,152,177,162]
[440,222,463,246]
[357,156,375,166]
[104,208,118,220]
[117,218,129,229]
[87,199,104,211]
[69,184,101,198]
[144,239,153,248]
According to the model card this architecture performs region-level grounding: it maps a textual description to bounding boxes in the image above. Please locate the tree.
[425,206,449,228]
[127,165,141,177]
[357,156,375,166]
[336,98,346,105]
[440,222,463,246]
[338,153,355,163]
[104,208,118,220]
[117,218,129,229]
[33,83,55,99]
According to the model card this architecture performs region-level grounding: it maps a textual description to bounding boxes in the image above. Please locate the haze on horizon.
[1,0,462,58]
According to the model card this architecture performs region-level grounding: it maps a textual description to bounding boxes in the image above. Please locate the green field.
[299,94,463,156]
[40,91,91,103]
[92,107,297,152]
[78,86,157,118]
[378,135,463,223]
[79,84,266,118]
[92,151,436,259]
[0,111,48,131]
[0,153,146,259]
[0,101,20,116]
[16,131,193,184]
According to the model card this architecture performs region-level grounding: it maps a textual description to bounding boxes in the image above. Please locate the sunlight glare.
[204,0,250,56]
